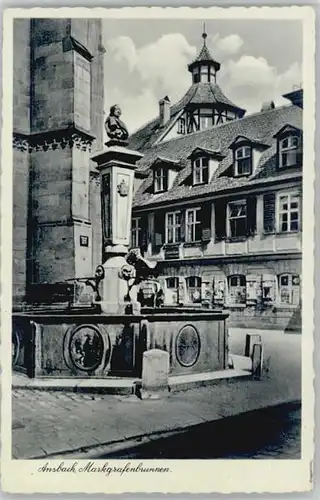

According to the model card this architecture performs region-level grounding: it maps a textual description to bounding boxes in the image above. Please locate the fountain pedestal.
[91,145,144,314]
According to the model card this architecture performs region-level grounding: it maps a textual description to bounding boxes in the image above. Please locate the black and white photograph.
[1,6,315,495]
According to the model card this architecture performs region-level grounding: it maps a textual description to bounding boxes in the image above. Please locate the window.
[228,200,247,238]
[193,157,209,185]
[193,68,200,84]
[165,277,179,304]
[213,278,225,305]
[279,135,300,168]
[154,168,167,193]
[199,111,214,131]
[262,275,276,304]
[186,276,202,303]
[235,146,251,175]
[165,211,181,244]
[131,217,141,248]
[178,118,185,135]
[186,208,201,242]
[277,192,300,232]
[278,274,300,305]
[228,275,246,305]
[200,65,209,83]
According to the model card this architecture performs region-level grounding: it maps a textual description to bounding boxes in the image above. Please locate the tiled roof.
[128,83,245,152]
[188,43,221,70]
[132,103,303,210]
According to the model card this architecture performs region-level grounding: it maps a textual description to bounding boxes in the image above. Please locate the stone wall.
[13,20,31,303]
[13,18,105,304]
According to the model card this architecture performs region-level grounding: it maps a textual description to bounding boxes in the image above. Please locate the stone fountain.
[12,105,251,390]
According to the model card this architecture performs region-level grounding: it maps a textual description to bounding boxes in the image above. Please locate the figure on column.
[104,104,129,143]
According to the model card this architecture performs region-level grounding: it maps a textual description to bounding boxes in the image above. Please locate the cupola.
[188,29,221,84]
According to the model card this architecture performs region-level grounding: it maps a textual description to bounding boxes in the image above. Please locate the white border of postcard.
[1,6,315,494]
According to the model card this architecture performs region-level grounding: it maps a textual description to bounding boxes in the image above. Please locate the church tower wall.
[12,19,105,304]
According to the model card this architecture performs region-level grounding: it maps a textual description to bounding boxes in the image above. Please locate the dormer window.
[154,168,168,193]
[274,125,302,169]
[193,157,209,185]
[279,135,300,168]
[235,146,252,176]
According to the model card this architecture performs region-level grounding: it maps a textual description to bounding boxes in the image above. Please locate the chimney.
[261,101,275,112]
[159,96,171,127]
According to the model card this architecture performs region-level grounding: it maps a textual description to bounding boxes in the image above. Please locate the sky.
[102,19,303,134]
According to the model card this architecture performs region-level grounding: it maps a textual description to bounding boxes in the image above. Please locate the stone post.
[91,144,143,314]
[140,349,170,399]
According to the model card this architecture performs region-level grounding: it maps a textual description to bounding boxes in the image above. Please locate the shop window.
[165,211,181,244]
[186,207,201,242]
[165,277,179,304]
[228,200,247,238]
[154,168,168,193]
[228,275,246,305]
[246,277,259,303]
[262,276,276,304]
[277,192,300,232]
[131,217,141,248]
[279,135,301,168]
[278,274,300,305]
[213,278,225,305]
[186,276,202,303]
[193,157,209,185]
[235,146,252,176]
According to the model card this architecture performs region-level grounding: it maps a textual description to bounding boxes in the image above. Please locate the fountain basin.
[12,308,229,379]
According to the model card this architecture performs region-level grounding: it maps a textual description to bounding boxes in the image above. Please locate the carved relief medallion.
[68,325,104,371]
[175,325,201,367]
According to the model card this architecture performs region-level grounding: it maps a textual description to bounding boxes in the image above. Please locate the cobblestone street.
[12,330,301,460]
[104,403,301,459]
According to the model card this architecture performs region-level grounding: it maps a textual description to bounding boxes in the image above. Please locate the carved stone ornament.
[13,129,95,153]
[13,135,29,152]
[68,325,104,372]
[175,325,201,368]
[117,179,129,197]
[119,264,136,281]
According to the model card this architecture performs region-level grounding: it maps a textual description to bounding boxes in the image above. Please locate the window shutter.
[163,170,168,191]
[140,215,148,252]
[180,209,186,242]
[153,211,165,248]
[263,193,276,233]
[214,200,227,241]
[178,277,185,305]
[203,164,209,184]
[201,201,212,242]
[246,195,257,236]
[297,140,303,166]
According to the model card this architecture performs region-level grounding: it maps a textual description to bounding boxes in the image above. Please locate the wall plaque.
[80,235,89,247]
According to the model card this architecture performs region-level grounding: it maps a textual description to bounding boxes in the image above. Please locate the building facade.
[13,19,105,305]
[129,33,303,330]
[12,23,303,330]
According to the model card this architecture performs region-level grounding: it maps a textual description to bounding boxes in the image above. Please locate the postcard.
[1,5,315,494]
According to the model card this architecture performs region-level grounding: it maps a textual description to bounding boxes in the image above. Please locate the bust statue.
[104,104,129,142]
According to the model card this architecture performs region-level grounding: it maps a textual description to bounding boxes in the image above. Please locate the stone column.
[91,145,144,314]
